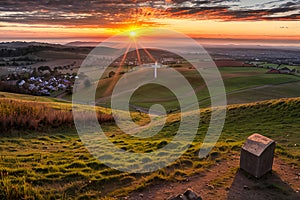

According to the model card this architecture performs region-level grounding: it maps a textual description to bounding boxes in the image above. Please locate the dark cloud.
[165,0,299,21]
[0,0,141,28]
[0,0,298,28]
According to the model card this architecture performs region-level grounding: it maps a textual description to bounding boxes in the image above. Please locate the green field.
[63,66,300,112]
[0,97,299,199]
[250,62,300,71]
[116,67,300,111]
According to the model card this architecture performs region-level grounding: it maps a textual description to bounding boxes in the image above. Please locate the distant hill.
[65,41,100,47]
[0,41,64,48]
[65,41,121,48]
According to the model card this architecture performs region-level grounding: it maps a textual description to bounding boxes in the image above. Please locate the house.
[58,84,67,89]
[29,77,36,81]
[267,67,293,75]
[18,80,26,86]
[266,69,280,74]
[28,84,36,91]
[63,79,70,84]
[279,67,291,74]
[40,89,50,95]
[162,57,177,64]
[47,85,57,91]
[49,77,57,82]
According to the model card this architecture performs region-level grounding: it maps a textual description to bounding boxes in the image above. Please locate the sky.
[0,0,299,44]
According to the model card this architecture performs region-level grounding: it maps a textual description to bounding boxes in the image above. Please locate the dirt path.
[128,156,300,200]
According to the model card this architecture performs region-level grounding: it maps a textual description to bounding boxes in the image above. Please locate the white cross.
[152,61,159,79]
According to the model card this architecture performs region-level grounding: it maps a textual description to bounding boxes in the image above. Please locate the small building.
[266,69,280,74]
[28,84,36,91]
[240,133,276,178]
[279,67,291,74]
[18,80,26,86]
[58,83,67,89]
[162,57,177,64]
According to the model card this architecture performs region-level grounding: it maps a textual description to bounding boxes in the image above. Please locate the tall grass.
[0,176,44,200]
[0,99,114,133]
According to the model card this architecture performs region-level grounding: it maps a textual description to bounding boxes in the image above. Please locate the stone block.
[240,133,276,178]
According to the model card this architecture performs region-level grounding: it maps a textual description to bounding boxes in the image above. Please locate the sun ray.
[102,41,132,97]
[139,42,156,63]
[134,40,142,66]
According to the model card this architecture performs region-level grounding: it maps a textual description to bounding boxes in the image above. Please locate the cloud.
[0,0,298,28]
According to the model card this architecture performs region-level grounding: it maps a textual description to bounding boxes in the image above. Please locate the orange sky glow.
[0,0,299,44]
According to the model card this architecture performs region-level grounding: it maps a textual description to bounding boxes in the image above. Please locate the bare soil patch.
[128,156,300,200]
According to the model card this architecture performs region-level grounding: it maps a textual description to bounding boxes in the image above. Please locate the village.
[0,64,79,96]
[16,74,76,96]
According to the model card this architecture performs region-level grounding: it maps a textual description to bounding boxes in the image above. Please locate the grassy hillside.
[92,67,300,111]
[0,97,299,199]
[0,96,114,133]
[0,92,69,103]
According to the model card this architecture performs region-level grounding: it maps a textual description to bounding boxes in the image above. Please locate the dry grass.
[0,98,114,133]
